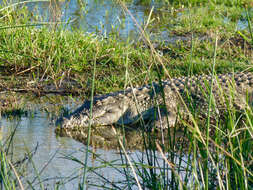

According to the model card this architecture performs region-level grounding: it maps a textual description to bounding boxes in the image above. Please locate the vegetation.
[0,0,252,189]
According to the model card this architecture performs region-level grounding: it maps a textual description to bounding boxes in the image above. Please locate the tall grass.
[64,1,253,189]
[80,42,98,189]
[0,0,252,189]
[0,123,28,190]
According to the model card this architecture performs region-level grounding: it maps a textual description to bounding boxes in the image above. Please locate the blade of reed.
[80,44,98,189]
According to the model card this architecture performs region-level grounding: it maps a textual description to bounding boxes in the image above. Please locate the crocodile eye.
[179,89,184,93]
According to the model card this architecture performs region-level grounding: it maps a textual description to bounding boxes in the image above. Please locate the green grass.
[0,0,252,96]
[0,23,252,95]
[0,0,252,189]
[1,123,32,190]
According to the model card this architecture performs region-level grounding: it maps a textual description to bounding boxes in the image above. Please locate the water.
[2,0,246,188]
[0,94,189,189]
[5,0,246,45]
[1,111,126,188]
[1,109,80,188]
[1,0,248,45]
[21,0,169,39]
[0,97,147,188]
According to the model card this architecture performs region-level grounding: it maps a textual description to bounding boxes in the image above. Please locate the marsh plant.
[0,0,252,189]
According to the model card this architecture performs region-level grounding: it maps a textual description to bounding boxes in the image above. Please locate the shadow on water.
[56,120,187,150]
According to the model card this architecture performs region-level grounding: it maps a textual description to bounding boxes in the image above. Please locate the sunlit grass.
[0,0,252,189]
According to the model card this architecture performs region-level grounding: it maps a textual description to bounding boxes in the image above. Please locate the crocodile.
[57,72,253,130]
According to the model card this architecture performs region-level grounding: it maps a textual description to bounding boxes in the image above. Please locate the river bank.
[0,0,252,189]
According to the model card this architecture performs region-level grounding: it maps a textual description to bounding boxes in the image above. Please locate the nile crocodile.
[58,72,253,129]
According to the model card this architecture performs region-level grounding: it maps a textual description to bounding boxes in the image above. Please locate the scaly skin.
[57,72,253,129]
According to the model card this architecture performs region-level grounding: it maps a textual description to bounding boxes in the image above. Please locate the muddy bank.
[0,75,84,96]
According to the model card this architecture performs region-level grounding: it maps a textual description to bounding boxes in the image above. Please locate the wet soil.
[0,75,84,96]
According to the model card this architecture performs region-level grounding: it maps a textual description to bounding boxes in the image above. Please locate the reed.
[0,0,252,189]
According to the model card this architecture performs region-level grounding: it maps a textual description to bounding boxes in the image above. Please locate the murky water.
[13,0,173,40]
[1,0,248,45]
[1,114,83,189]
[5,0,246,45]
[0,95,186,189]
[0,95,125,188]
[2,0,247,188]
[1,109,124,188]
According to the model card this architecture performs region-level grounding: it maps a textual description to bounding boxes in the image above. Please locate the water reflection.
[0,94,188,189]
[23,0,169,39]
[1,0,249,43]
[1,109,131,189]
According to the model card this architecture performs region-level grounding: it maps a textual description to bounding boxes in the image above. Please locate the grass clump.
[0,1,252,96]
[0,92,28,117]
[63,71,253,189]
[0,0,252,189]
[1,125,31,190]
